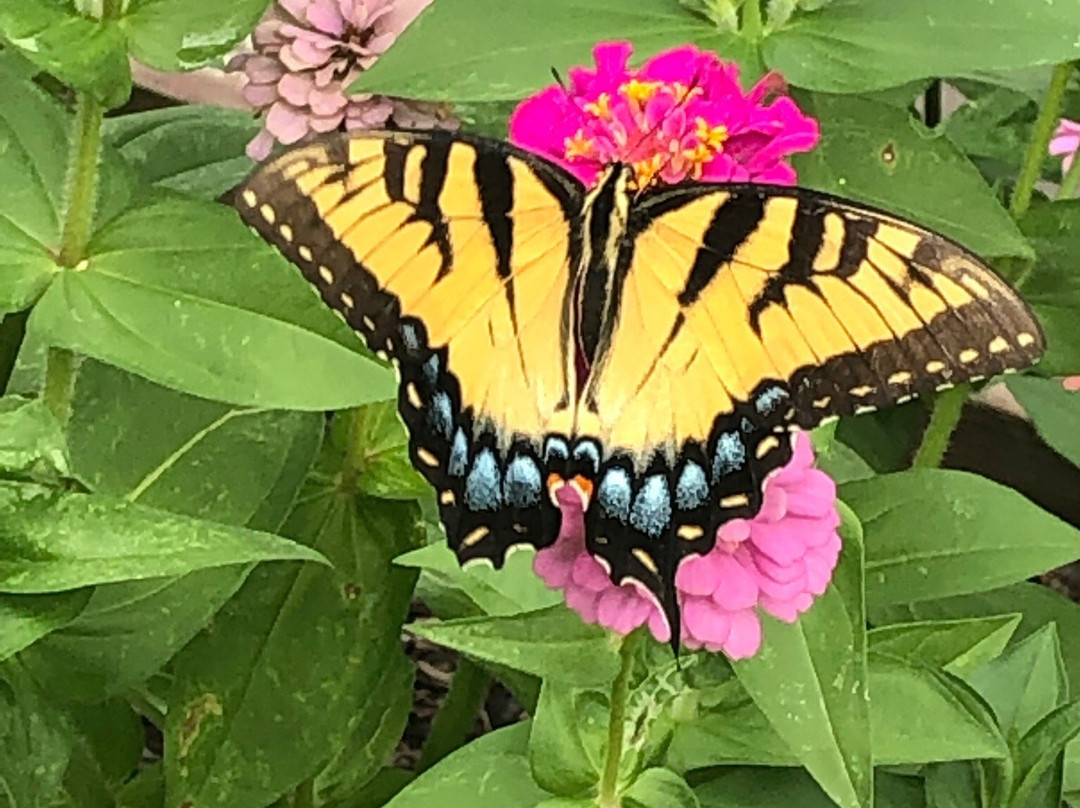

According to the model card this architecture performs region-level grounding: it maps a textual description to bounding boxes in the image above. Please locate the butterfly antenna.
[551,66,569,92]
[625,67,706,193]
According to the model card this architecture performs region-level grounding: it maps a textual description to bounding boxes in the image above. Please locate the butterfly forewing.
[238,130,586,564]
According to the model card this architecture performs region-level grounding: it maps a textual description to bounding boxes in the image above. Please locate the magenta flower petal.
[724,610,763,660]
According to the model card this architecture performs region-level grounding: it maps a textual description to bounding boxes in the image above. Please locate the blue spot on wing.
[428,391,454,439]
[755,385,790,417]
[449,429,468,477]
[598,467,632,521]
[544,437,569,464]
[504,455,542,508]
[675,462,709,510]
[630,475,671,538]
[712,431,746,482]
[422,355,439,387]
[465,449,502,511]
[399,322,421,356]
[572,440,600,472]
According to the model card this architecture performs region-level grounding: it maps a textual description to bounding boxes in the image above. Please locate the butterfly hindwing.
[239,130,587,565]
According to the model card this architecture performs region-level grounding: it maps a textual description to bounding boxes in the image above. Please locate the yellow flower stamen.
[583,92,612,119]
[630,153,665,189]
[620,79,662,104]
[696,118,729,151]
[564,130,594,160]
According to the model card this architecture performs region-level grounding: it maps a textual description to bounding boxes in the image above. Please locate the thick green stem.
[43,347,76,426]
[1059,151,1080,199]
[339,407,368,493]
[56,93,105,268]
[1010,62,1074,221]
[416,658,491,773]
[911,385,968,469]
[597,631,641,807]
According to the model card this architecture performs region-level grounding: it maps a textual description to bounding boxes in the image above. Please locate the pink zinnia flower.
[534,434,842,660]
[509,41,819,189]
[1050,119,1080,176]
[228,0,456,160]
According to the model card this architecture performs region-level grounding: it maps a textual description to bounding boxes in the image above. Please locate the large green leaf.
[867,614,1021,677]
[0,590,89,661]
[16,360,323,701]
[0,663,72,808]
[164,487,420,808]
[28,198,396,409]
[354,0,710,102]
[120,0,271,70]
[695,769,925,808]
[732,508,870,808]
[383,723,550,808]
[793,93,1031,261]
[1018,199,1080,375]
[0,483,325,593]
[410,606,620,688]
[103,106,260,199]
[0,0,131,107]
[764,0,1080,94]
[1006,375,1080,470]
[529,681,607,796]
[63,699,145,808]
[843,469,1080,608]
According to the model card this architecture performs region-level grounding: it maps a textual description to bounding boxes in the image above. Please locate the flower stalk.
[597,630,641,807]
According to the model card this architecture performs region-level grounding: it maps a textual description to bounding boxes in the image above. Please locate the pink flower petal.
[710,553,760,611]
[723,610,763,659]
[265,101,311,143]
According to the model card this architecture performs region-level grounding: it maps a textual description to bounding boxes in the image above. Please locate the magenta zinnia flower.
[1050,119,1080,177]
[534,434,841,660]
[509,42,819,189]
[229,0,456,160]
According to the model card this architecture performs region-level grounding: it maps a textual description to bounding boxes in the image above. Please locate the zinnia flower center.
[562,77,730,189]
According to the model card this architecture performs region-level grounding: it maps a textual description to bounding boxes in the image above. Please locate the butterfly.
[238,128,1044,639]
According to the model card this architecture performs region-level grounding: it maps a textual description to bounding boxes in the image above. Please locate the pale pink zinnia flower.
[1050,119,1080,176]
[509,42,820,189]
[533,434,841,660]
[228,0,456,160]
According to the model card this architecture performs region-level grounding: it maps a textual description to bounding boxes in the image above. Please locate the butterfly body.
[238,128,1044,640]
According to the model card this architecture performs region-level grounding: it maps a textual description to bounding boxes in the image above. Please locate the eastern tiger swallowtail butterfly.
[237,128,1044,638]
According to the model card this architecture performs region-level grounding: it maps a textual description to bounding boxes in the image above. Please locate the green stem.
[416,658,491,773]
[1010,61,1074,222]
[741,0,764,40]
[597,631,641,807]
[339,407,367,493]
[56,93,105,268]
[1059,151,1080,199]
[43,347,76,426]
[911,385,968,469]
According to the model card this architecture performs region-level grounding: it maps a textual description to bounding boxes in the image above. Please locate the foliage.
[2,2,1080,808]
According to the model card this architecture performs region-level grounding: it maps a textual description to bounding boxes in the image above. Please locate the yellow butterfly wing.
[576,183,1044,601]
[238,130,585,562]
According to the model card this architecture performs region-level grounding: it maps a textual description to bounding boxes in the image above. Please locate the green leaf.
[316,651,415,806]
[0,397,69,484]
[164,486,420,808]
[0,663,72,808]
[1018,199,1080,375]
[104,106,261,199]
[0,484,325,593]
[793,93,1032,261]
[383,723,549,808]
[1014,699,1080,807]
[28,198,397,410]
[0,0,131,107]
[16,360,323,702]
[115,762,164,808]
[870,656,1008,766]
[922,761,981,808]
[843,469,1080,608]
[120,0,271,70]
[409,606,620,688]
[0,590,89,660]
[764,0,1080,94]
[354,0,713,102]
[1006,375,1080,469]
[63,699,144,807]
[338,400,431,500]
[623,768,699,808]
[965,624,1066,737]
[396,540,562,616]
[694,768,926,808]
[868,614,1021,676]
[732,507,870,808]
[67,359,323,526]
[528,682,606,795]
